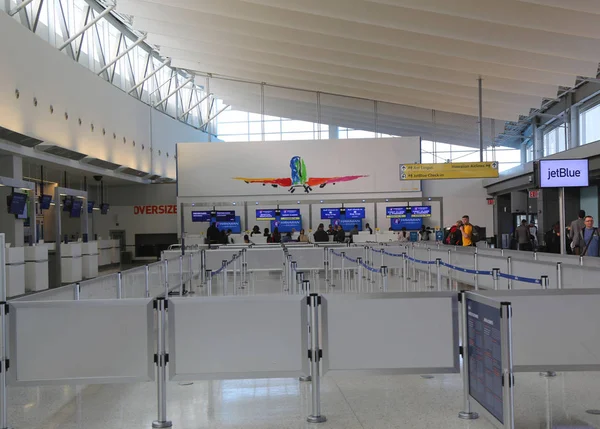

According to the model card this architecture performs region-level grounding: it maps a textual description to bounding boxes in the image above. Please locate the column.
[0,156,24,246]
[570,104,580,149]
[329,125,339,139]
[532,121,544,160]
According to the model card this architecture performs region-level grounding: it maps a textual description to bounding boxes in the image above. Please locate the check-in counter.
[98,240,112,266]
[5,247,25,297]
[82,241,99,279]
[60,243,82,284]
[24,246,49,293]
[110,240,120,264]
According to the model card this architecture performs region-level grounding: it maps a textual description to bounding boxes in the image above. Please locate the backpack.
[471,225,482,243]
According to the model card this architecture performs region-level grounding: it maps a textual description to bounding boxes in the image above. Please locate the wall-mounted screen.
[256,209,277,220]
[386,207,407,218]
[8,192,27,215]
[390,217,422,231]
[40,194,52,210]
[271,218,302,233]
[539,159,589,188]
[70,199,82,218]
[345,207,365,219]
[62,196,73,212]
[411,206,432,217]
[100,203,110,215]
[337,219,362,231]
[87,201,95,213]
[191,211,211,222]
[216,210,236,222]
[321,208,341,219]
[216,216,242,234]
[280,209,301,219]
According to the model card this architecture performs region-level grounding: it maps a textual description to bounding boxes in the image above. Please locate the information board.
[386,207,407,218]
[345,207,366,219]
[466,298,504,424]
[216,216,242,234]
[216,211,236,222]
[271,218,302,233]
[256,209,276,220]
[411,206,432,217]
[280,209,301,219]
[539,159,589,188]
[338,219,362,231]
[321,208,341,219]
[400,162,499,180]
[391,217,422,231]
[191,211,211,222]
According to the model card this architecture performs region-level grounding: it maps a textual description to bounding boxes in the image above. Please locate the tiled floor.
[7,270,599,428]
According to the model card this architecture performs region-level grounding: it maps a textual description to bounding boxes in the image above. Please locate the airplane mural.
[233,156,368,194]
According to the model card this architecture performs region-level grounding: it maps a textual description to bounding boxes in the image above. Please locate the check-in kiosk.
[5,246,25,297]
[82,241,99,279]
[24,245,48,292]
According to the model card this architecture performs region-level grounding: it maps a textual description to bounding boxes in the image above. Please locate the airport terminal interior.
[4,0,600,428]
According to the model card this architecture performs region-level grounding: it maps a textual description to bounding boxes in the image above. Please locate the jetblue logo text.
[546,167,581,181]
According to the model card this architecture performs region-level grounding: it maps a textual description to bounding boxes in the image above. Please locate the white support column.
[0,156,24,247]
[570,104,580,149]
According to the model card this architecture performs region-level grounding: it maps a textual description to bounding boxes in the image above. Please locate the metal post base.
[539,371,557,377]
[458,411,479,420]
[307,415,327,424]
[152,420,173,428]
[299,375,312,382]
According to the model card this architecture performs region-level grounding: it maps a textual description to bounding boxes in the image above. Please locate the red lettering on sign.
[133,206,140,215]
[133,205,178,215]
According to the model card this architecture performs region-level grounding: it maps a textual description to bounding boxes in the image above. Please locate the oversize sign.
[134,205,177,215]
[539,159,589,188]
[400,162,499,180]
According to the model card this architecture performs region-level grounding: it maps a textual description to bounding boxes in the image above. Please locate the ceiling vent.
[118,167,149,177]
[0,126,43,147]
[81,157,121,170]
[36,144,87,161]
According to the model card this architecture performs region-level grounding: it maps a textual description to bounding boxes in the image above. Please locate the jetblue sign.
[539,159,589,188]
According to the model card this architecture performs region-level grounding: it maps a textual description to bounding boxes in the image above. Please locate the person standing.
[544,223,560,254]
[365,223,373,235]
[207,222,220,245]
[460,215,473,246]
[515,220,532,251]
[313,224,329,243]
[575,216,599,257]
[335,225,346,243]
[450,221,463,246]
[569,210,586,255]
[298,229,310,243]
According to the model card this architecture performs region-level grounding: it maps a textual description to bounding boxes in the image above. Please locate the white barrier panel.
[321,293,459,374]
[80,273,119,299]
[8,298,155,385]
[287,247,324,271]
[331,247,364,269]
[558,264,600,289]
[148,262,165,297]
[12,284,74,301]
[168,295,308,380]
[205,249,240,271]
[246,248,284,271]
[479,290,600,372]
[509,258,556,289]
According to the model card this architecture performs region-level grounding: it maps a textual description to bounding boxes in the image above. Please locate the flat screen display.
[345,207,365,219]
[191,211,211,222]
[466,298,504,424]
[390,217,422,231]
[216,216,242,234]
[62,196,73,212]
[411,206,432,217]
[100,203,109,215]
[321,208,341,219]
[337,219,362,231]
[70,199,82,218]
[256,209,277,221]
[386,206,407,218]
[87,201,95,213]
[40,194,52,210]
[271,218,302,233]
[216,210,236,222]
[280,209,301,219]
[539,159,589,188]
[8,192,27,215]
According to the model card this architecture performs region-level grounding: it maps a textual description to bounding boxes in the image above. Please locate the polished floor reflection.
[7,372,600,428]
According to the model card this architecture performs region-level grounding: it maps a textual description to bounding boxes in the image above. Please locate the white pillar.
[570,104,580,149]
[0,156,24,246]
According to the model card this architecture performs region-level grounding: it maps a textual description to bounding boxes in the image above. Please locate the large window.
[543,125,567,156]
[580,103,600,146]
[421,141,520,173]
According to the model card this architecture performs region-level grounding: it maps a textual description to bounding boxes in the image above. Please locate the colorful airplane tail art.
[233,156,368,194]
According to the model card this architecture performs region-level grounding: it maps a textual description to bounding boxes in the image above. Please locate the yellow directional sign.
[399,162,499,180]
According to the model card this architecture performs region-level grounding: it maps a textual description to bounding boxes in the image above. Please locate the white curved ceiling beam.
[516,0,600,15]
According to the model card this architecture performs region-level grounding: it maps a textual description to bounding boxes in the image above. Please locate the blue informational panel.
[216,211,236,222]
[191,211,211,222]
[256,209,277,220]
[217,216,242,234]
[345,207,365,219]
[411,206,432,217]
[337,219,362,231]
[280,209,301,219]
[466,298,504,424]
[409,231,419,242]
[386,206,407,218]
[271,218,302,233]
[390,217,422,231]
[321,208,341,219]
[435,230,444,242]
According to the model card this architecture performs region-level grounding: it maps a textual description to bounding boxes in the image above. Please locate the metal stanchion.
[507,257,512,290]
[402,253,408,291]
[474,253,479,290]
[117,271,123,298]
[74,282,81,300]
[381,265,388,292]
[145,265,150,298]
[369,248,374,288]
[557,262,563,289]
[341,252,346,293]
[188,253,195,294]
[411,246,417,282]
[357,257,363,293]
[291,261,298,294]
[222,260,228,295]
[179,256,184,296]
[307,293,326,423]
[152,297,172,428]
[541,276,549,289]
[200,249,206,286]
[436,259,442,291]
[206,270,212,296]
[534,251,538,261]
[458,292,479,421]
[0,233,8,429]
[324,248,329,289]
[232,255,238,296]
[163,259,169,296]
[427,248,432,288]
[580,256,584,266]
[492,268,500,290]
[297,272,305,295]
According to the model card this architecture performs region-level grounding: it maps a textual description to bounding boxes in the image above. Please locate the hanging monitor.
[321,208,341,219]
[539,159,589,188]
[40,194,52,210]
[345,207,365,219]
[87,201,95,213]
[7,191,27,216]
[100,203,110,215]
[70,199,83,218]
[191,211,211,222]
